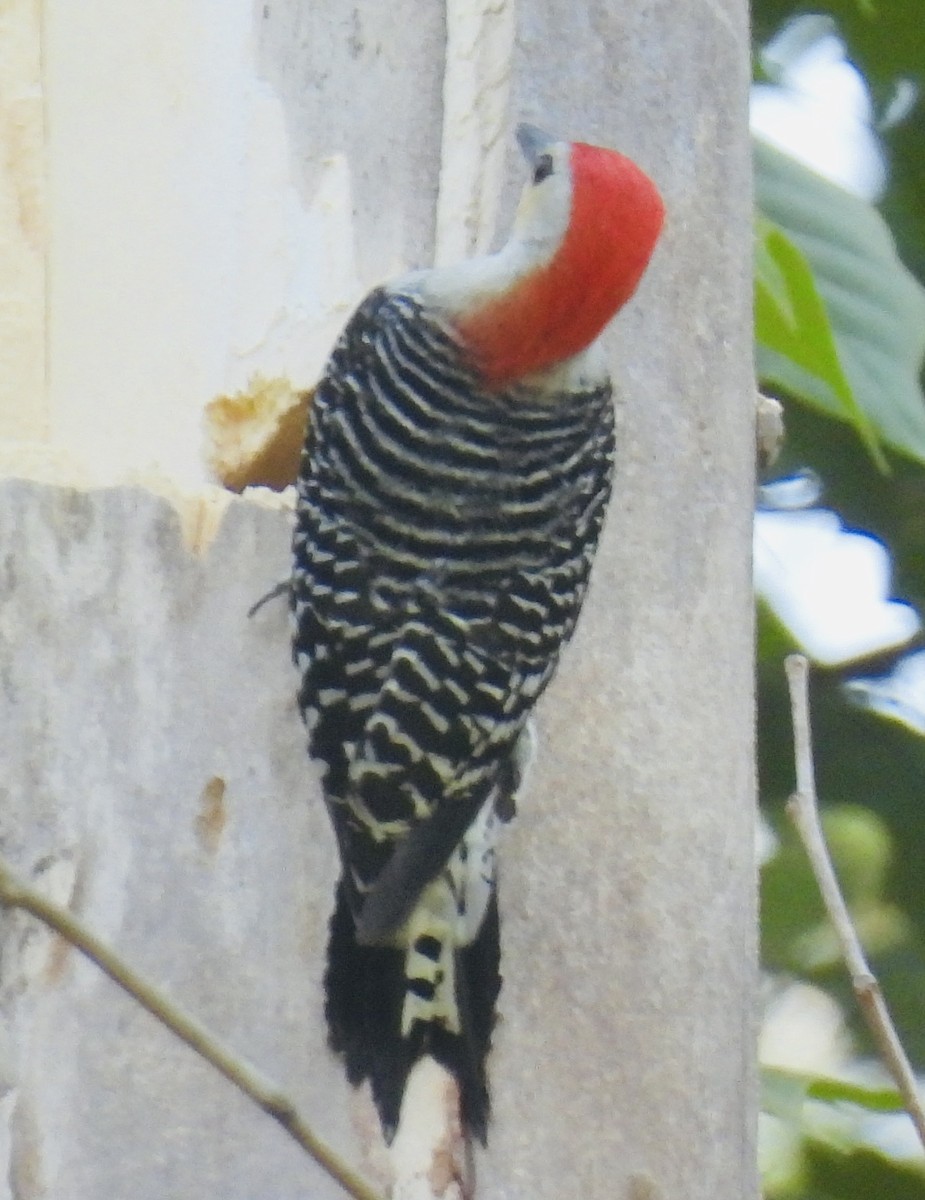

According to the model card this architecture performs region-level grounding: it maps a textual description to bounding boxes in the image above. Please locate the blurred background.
[749,1,925,1194]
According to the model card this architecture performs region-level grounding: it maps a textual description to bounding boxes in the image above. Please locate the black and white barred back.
[291,285,615,1141]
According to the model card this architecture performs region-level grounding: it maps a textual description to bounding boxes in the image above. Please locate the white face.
[509,138,574,263]
[400,138,575,315]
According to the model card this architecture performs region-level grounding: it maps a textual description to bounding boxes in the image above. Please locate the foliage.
[756,142,925,467]
[752,3,925,1196]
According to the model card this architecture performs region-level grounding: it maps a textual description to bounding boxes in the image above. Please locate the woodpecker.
[291,124,664,1146]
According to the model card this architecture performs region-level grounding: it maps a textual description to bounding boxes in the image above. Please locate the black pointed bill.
[516,122,556,166]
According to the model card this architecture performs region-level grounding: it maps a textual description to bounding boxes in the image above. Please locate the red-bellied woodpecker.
[290,124,664,1147]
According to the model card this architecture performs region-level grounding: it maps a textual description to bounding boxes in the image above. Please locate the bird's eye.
[532,154,554,185]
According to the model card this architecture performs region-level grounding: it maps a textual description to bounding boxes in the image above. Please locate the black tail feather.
[324,878,502,1144]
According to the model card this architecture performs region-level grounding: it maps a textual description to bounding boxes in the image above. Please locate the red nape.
[457,142,665,387]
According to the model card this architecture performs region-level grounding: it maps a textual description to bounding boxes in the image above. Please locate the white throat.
[394,138,574,319]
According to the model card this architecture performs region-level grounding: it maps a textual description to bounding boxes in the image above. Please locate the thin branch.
[0,857,383,1200]
[784,653,925,1152]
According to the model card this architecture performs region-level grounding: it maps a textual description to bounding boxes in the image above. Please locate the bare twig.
[0,857,383,1200]
[784,653,925,1151]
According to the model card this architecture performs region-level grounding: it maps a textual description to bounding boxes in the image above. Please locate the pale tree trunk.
[0,1,755,1198]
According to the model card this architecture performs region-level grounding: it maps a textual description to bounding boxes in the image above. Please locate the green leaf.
[806,1140,925,1199]
[806,1076,905,1113]
[755,214,795,316]
[755,136,925,466]
[755,216,887,470]
[763,1066,907,1115]
[757,598,801,666]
